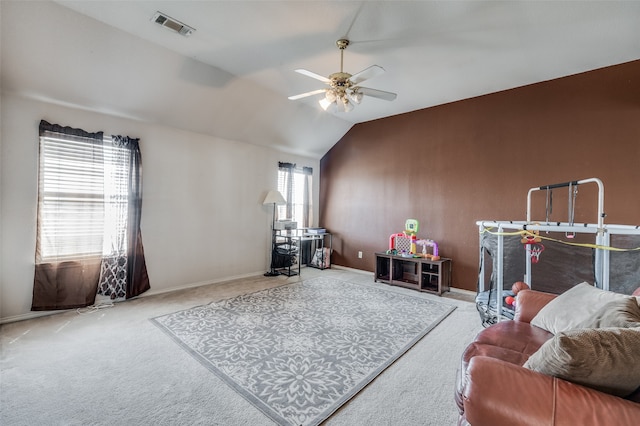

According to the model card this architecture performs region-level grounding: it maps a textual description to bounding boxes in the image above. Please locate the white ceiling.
[27,1,640,157]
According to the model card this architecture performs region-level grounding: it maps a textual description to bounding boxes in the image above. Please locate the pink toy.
[389,232,417,254]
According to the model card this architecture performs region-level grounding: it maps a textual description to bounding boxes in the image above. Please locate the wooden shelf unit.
[374,252,451,295]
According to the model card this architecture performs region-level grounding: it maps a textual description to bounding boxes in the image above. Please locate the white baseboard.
[331,265,374,275]
[1,268,476,324]
[449,287,476,295]
[331,265,474,295]
[0,270,265,325]
[1,309,71,324]
[138,271,264,299]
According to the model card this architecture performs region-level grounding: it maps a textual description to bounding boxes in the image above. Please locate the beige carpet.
[0,268,482,425]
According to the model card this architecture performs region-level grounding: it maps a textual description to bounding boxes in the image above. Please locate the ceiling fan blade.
[294,69,330,84]
[358,86,397,101]
[288,89,327,101]
[349,65,385,85]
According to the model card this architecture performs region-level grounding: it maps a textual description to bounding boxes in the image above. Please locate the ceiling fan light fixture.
[325,89,337,103]
[349,89,363,104]
[319,97,333,111]
[342,97,354,112]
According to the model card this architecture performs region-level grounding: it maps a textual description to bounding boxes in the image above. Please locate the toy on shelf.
[388,232,416,256]
[405,218,419,235]
[416,239,440,260]
[386,219,440,260]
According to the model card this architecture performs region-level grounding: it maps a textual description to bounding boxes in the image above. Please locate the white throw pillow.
[530,282,631,334]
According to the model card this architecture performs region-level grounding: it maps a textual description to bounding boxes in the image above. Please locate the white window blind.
[37,133,130,263]
[277,165,312,228]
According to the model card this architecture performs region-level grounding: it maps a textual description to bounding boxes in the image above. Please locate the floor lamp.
[263,190,286,276]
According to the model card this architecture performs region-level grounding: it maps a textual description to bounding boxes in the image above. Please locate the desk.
[273,230,332,274]
[299,233,332,269]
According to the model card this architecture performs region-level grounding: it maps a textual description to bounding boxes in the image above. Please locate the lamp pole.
[264,201,280,276]
[263,190,286,277]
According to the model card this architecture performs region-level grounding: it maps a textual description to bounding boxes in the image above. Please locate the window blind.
[277,162,313,228]
[37,132,130,262]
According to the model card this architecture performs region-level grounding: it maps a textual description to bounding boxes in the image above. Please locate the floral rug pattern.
[151,277,455,426]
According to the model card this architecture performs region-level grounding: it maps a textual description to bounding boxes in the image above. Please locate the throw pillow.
[576,297,640,329]
[530,282,630,334]
[523,327,640,397]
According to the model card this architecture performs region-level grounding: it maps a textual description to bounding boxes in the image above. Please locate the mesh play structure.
[475,178,640,326]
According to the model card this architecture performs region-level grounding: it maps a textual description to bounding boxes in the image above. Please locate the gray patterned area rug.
[151,276,455,426]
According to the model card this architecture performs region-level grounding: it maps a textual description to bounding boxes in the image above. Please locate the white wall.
[0,2,321,322]
[1,92,319,323]
[1,1,350,159]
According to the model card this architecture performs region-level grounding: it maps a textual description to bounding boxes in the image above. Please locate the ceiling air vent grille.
[151,12,195,37]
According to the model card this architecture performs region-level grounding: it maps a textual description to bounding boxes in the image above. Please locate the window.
[277,162,313,228]
[37,133,130,262]
[32,120,149,311]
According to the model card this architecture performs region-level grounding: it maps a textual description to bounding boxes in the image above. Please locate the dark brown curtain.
[32,122,149,311]
[32,260,103,311]
[117,135,150,299]
[32,121,104,310]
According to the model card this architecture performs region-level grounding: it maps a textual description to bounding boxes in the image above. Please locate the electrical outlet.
[358,251,363,259]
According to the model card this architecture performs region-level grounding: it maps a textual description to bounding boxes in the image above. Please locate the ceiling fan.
[288,39,397,112]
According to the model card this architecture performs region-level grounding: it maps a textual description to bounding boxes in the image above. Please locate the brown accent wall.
[319,59,640,292]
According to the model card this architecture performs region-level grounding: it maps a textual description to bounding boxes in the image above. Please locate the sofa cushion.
[456,341,535,413]
[576,297,640,329]
[523,326,640,397]
[530,282,630,334]
[472,320,553,357]
[455,321,554,413]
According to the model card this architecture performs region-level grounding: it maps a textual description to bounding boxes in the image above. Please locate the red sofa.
[455,287,640,426]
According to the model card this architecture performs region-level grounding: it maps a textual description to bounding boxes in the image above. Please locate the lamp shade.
[263,190,286,205]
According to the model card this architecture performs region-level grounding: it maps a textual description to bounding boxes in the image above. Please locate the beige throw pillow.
[530,282,631,334]
[576,297,640,329]
[523,327,640,397]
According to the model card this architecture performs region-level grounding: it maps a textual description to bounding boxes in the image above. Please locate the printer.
[274,220,297,230]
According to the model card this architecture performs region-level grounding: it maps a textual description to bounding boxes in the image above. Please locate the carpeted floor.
[152,276,456,426]
[0,268,482,425]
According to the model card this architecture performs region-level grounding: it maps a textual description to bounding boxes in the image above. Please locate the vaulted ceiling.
[5,1,640,158]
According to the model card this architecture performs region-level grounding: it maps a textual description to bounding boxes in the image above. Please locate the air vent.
[151,12,195,37]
